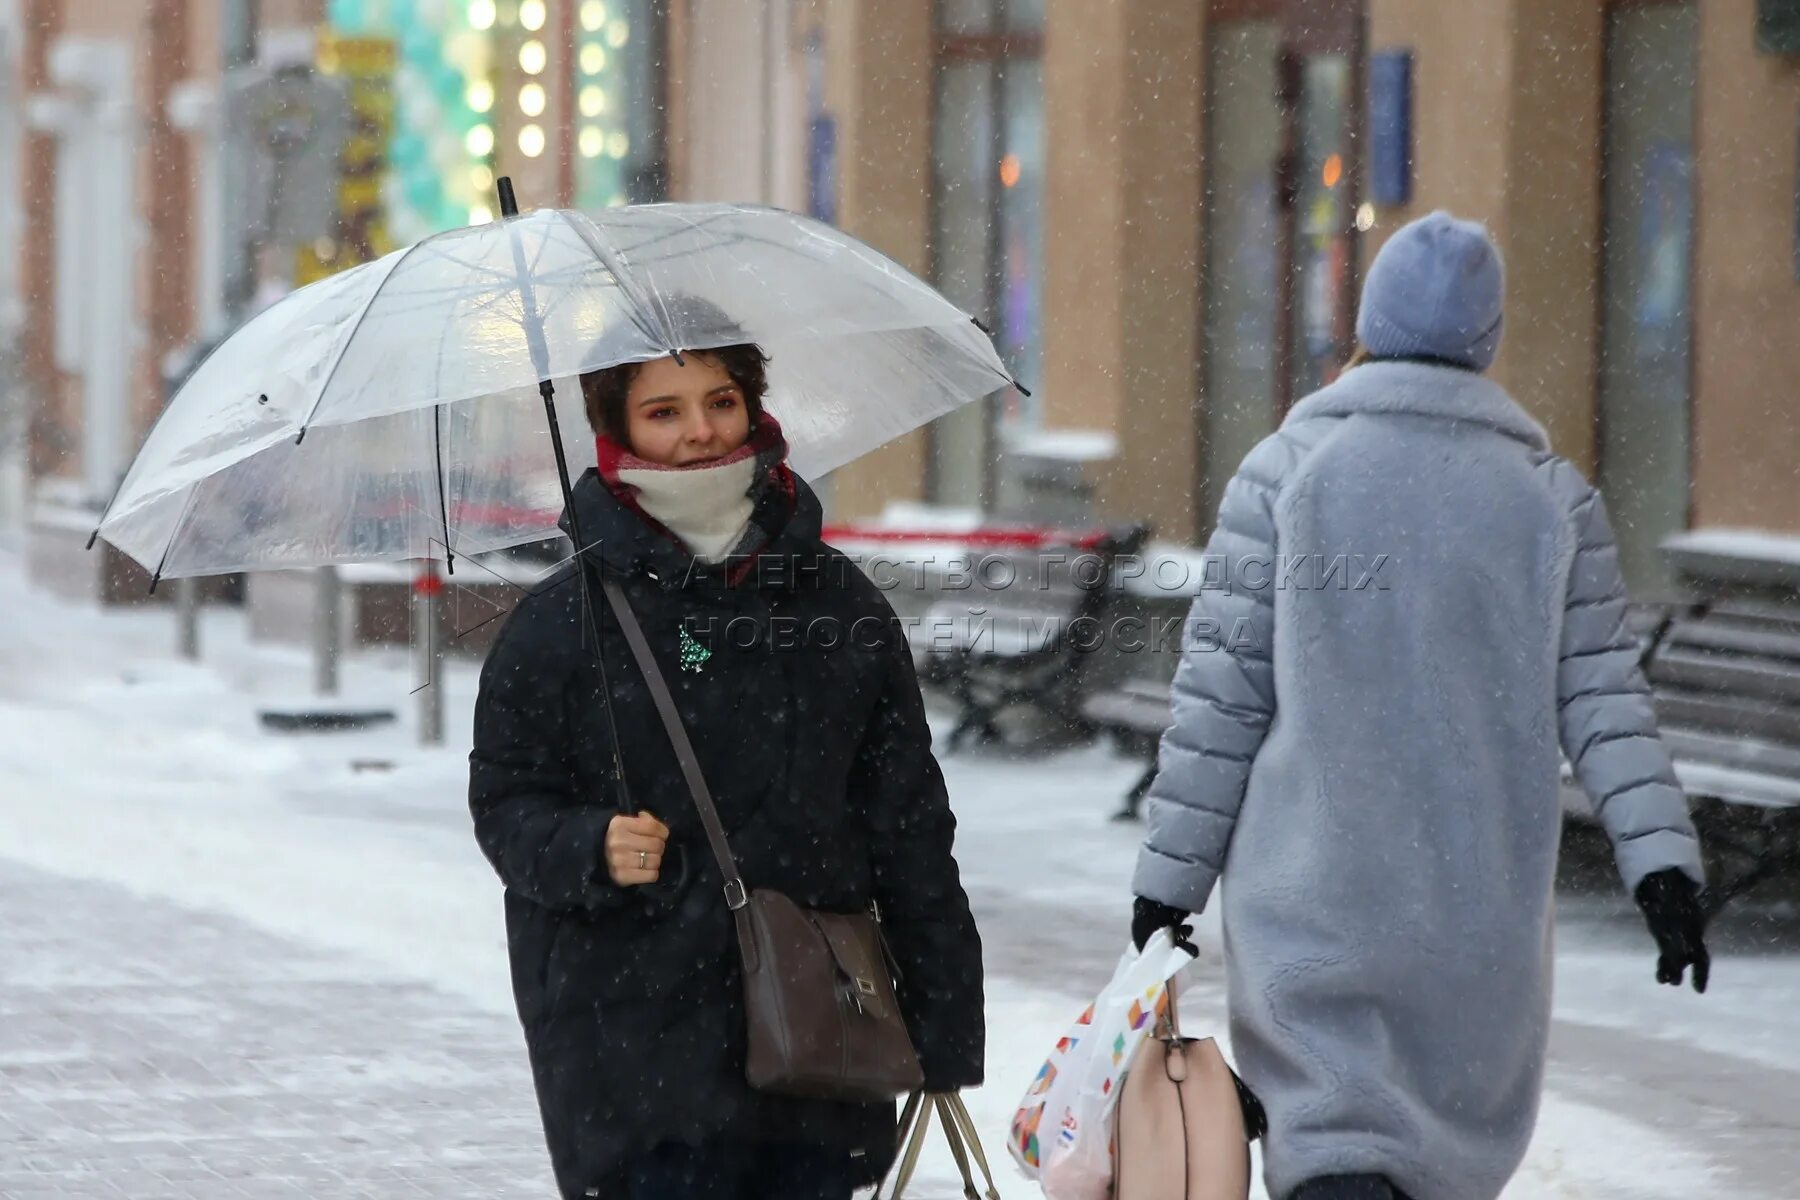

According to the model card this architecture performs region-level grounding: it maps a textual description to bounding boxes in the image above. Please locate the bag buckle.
[856,977,879,996]
[723,879,748,911]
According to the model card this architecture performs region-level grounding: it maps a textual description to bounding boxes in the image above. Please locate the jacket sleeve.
[1556,484,1705,891]
[468,609,626,912]
[1132,442,1284,914]
[853,615,985,1092]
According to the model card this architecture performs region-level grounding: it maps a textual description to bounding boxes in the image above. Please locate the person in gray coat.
[1130,211,1710,1200]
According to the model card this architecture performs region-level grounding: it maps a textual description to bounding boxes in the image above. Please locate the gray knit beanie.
[1355,210,1505,372]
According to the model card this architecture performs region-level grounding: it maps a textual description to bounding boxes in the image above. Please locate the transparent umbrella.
[92,185,1019,582]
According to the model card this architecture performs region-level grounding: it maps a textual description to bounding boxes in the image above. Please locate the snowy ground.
[3,542,1798,1198]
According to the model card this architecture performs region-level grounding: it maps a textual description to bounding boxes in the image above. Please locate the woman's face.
[622,354,753,466]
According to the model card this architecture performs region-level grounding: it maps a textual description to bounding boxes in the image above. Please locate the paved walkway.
[0,861,552,1199]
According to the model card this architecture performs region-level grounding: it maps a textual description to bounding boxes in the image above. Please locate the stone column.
[1040,0,1204,541]
[136,0,194,443]
[816,0,933,518]
[1691,0,1800,531]
[21,0,67,482]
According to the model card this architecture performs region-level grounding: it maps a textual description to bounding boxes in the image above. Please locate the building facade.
[9,0,1799,608]
[771,0,1800,604]
[9,0,672,597]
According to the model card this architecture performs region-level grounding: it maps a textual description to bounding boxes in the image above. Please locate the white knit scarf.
[615,454,760,563]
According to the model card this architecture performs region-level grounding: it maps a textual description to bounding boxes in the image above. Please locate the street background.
[5,0,1800,1196]
[4,538,1798,1198]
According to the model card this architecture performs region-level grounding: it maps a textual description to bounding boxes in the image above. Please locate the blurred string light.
[519,124,547,158]
[519,0,547,32]
[328,0,497,239]
[520,39,547,74]
[519,81,547,116]
[575,0,637,208]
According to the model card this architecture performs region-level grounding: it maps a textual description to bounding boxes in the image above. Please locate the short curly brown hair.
[578,344,770,443]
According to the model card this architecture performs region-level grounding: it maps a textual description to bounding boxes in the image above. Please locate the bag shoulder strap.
[596,576,749,913]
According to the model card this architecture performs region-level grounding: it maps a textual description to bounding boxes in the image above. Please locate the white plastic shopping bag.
[1008,929,1197,1200]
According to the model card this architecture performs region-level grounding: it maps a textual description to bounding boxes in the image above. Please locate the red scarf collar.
[595,414,797,580]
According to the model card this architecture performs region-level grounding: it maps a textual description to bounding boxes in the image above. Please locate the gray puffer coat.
[1133,360,1703,1200]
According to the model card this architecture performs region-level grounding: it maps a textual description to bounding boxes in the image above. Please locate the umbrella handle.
[497,176,519,218]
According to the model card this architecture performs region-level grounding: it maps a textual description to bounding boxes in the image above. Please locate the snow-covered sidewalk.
[3,546,1795,1197]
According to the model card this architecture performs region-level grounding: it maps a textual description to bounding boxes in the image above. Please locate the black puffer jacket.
[468,469,984,1199]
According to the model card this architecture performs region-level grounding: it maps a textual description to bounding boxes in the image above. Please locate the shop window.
[929,0,1043,507]
[1598,0,1698,599]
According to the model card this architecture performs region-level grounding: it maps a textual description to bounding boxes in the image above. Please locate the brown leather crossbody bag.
[599,576,924,1103]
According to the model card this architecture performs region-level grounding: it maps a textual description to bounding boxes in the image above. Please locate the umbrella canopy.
[96,203,1017,580]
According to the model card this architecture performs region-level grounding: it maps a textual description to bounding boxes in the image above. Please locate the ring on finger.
[639,851,649,870]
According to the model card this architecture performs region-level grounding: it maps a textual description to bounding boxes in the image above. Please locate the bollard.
[175,576,200,660]
[414,562,443,746]
[314,565,341,696]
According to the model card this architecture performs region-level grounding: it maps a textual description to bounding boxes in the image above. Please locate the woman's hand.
[605,812,671,886]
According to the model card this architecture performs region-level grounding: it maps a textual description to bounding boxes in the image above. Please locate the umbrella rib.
[433,404,455,574]
[147,481,205,591]
[292,232,440,445]
[582,217,955,328]
[554,209,675,353]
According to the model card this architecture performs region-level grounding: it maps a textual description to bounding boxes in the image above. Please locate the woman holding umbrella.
[90,195,1014,1199]
[467,327,985,1199]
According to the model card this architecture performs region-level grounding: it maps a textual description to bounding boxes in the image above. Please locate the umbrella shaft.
[540,379,634,811]
[542,379,581,528]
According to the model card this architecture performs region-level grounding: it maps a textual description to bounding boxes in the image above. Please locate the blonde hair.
[1343,344,1373,372]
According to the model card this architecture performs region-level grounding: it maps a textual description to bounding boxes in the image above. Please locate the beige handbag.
[1112,979,1253,1200]
[876,1091,1002,1200]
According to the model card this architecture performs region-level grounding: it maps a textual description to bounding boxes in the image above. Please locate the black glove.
[1635,868,1710,993]
[1132,897,1191,952]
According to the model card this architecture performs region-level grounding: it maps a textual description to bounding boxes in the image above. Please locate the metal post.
[175,576,200,659]
[414,562,443,746]
[313,564,340,695]
[161,344,204,659]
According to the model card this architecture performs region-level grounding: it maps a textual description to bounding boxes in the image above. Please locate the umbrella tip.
[972,315,994,336]
[294,427,308,446]
[85,529,98,551]
[1013,379,1034,399]
[148,572,161,596]
[497,176,519,218]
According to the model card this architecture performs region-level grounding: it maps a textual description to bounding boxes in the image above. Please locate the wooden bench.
[1080,677,1174,819]
[1089,529,1800,906]
[910,523,1152,751]
[1639,530,1800,908]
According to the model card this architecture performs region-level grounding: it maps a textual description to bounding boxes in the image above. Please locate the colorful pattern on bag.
[1007,937,1194,1187]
